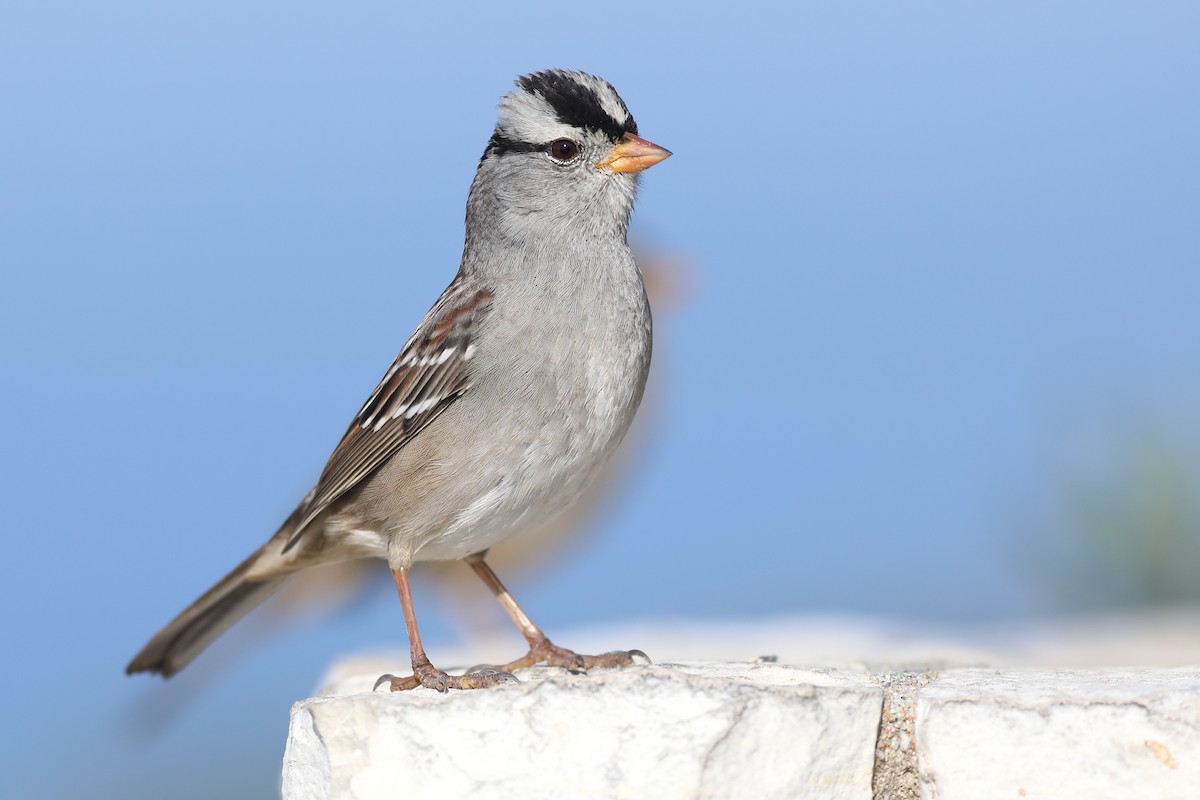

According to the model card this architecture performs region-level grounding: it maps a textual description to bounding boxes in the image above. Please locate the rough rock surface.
[283,619,1200,800]
[916,668,1200,800]
[283,662,882,800]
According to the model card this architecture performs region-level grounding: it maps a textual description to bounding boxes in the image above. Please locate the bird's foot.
[479,638,651,675]
[374,658,519,693]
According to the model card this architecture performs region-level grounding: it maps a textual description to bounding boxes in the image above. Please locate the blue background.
[3,2,1198,797]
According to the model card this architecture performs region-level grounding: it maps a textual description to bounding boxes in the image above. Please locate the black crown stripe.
[517,71,638,140]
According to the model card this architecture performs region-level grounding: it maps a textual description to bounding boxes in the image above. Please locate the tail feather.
[126,544,287,678]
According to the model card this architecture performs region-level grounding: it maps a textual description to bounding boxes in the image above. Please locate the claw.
[374,673,420,692]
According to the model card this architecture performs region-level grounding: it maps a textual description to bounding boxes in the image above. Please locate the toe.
[457,669,520,689]
[581,649,651,669]
[374,663,519,692]
[543,649,586,673]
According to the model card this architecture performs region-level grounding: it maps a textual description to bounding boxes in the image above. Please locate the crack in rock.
[872,670,935,800]
[699,696,751,781]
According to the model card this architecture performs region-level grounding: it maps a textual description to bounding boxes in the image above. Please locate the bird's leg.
[464,553,650,674]
[374,566,518,692]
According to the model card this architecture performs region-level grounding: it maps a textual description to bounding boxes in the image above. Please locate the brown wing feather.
[283,280,493,551]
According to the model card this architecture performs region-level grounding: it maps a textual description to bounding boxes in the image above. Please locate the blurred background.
[3,2,1199,797]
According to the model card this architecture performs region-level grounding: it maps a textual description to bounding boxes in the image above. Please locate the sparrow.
[126,69,671,691]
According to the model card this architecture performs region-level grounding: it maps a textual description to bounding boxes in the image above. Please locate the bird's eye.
[546,139,580,163]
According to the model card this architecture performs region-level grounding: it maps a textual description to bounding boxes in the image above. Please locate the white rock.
[917,668,1200,800]
[282,662,882,800]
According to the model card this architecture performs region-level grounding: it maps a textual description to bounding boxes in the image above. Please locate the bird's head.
[468,69,671,240]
